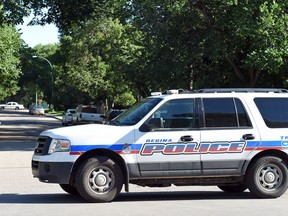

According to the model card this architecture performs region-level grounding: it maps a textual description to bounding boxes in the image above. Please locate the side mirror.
[140,118,164,132]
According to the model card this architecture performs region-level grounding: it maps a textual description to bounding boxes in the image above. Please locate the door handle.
[181,135,193,142]
[242,134,255,140]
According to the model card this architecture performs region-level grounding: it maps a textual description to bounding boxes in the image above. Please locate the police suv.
[32,88,288,202]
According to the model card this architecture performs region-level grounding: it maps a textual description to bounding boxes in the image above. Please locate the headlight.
[48,139,71,154]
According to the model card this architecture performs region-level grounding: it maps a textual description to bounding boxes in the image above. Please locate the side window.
[150,99,195,129]
[235,99,252,127]
[254,98,288,128]
[203,98,251,128]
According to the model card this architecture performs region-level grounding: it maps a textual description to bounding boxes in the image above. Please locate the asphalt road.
[0,109,288,216]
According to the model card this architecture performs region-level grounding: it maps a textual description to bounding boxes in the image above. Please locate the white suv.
[72,105,103,124]
[32,88,288,202]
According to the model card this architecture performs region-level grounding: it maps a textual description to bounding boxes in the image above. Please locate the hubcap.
[88,168,114,193]
[95,174,107,186]
[264,171,275,183]
[258,165,282,190]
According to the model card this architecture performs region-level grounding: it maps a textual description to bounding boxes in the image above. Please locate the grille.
[34,136,52,155]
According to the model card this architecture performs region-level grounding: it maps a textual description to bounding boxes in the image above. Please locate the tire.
[218,184,247,193]
[59,184,79,196]
[75,156,123,202]
[245,156,288,198]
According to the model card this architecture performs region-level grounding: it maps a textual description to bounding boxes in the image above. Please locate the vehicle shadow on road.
[116,190,255,202]
[0,140,36,151]
[0,191,255,204]
[0,193,85,204]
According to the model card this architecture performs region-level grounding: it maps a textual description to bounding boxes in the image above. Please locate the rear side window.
[254,98,288,128]
[202,98,251,128]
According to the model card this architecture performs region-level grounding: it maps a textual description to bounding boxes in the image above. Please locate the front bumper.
[32,160,74,184]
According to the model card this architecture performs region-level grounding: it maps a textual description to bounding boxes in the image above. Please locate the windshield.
[108,98,162,126]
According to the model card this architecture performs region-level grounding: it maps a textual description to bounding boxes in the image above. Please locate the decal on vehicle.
[140,141,246,156]
[145,139,173,143]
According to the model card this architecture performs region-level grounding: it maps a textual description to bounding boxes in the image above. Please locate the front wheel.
[75,156,123,202]
[246,156,288,198]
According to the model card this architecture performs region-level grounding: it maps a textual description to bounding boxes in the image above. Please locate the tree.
[18,44,60,107]
[191,0,288,87]
[0,24,22,101]
[3,0,288,107]
[0,1,31,26]
[122,0,288,89]
[58,18,142,107]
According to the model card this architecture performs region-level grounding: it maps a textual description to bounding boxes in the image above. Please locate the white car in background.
[0,102,25,110]
[62,109,76,126]
[30,106,45,115]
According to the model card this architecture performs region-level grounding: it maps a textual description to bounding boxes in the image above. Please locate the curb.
[45,114,62,121]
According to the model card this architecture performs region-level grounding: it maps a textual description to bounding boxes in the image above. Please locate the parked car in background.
[73,105,104,124]
[30,105,45,115]
[0,102,25,110]
[62,109,76,126]
[101,109,125,123]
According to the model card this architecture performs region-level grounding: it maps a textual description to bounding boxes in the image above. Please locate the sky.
[17,15,59,48]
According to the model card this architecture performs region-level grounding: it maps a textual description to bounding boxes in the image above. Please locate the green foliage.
[246,1,288,71]
[0,1,31,25]
[2,0,288,108]
[123,0,288,89]
[112,92,136,107]
[0,24,22,100]
[17,44,60,106]
[58,17,142,106]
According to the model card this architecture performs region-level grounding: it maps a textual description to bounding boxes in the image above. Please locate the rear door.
[199,97,260,176]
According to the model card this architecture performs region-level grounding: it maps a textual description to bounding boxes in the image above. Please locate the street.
[0,109,288,216]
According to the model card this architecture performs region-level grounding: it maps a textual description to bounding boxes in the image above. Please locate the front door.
[135,98,201,177]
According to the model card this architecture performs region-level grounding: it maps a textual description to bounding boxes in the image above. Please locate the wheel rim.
[88,167,114,194]
[257,164,283,191]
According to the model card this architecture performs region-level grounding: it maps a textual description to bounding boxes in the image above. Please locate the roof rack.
[195,88,288,93]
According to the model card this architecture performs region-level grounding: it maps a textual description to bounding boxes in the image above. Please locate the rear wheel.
[246,156,288,198]
[218,184,247,193]
[75,156,123,202]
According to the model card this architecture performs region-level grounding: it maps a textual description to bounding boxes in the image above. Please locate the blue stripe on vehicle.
[70,143,143,152]
[246,140,288,149]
